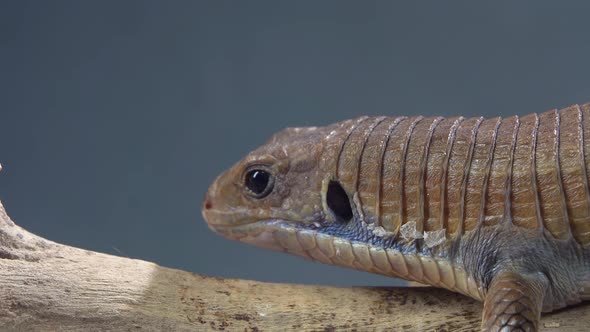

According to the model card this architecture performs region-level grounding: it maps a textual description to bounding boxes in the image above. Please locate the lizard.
[202,102,590,331]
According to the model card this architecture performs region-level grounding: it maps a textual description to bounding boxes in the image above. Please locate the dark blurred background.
[1,1,589,286]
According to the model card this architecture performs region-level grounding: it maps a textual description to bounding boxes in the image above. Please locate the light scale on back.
[202,102,590,331]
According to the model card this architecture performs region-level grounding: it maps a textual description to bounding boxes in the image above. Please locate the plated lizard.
[202,103,590,331]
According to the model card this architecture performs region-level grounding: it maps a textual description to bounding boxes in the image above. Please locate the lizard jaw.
[206,218,304,253]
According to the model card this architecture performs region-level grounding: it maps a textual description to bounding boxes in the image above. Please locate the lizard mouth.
[206,218,306,252]
[206,218,292,236]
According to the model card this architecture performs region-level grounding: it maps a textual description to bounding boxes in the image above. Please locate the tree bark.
[0,200,587,331]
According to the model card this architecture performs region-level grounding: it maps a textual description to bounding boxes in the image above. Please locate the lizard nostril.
[204,199,213,210]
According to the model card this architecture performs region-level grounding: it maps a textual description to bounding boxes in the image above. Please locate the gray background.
[1,1,589,286]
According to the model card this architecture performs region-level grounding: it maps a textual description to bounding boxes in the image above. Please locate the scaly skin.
[202,103,590,331]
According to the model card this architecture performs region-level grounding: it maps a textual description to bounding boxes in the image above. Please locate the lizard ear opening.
[326,180,353,222]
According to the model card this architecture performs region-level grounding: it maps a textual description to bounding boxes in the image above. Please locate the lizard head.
[202,122,357,254]
[202,116,419,275]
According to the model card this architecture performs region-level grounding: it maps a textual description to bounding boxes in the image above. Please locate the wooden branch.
[0,200,587,331]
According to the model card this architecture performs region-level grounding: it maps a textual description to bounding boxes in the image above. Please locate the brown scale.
[482,116,518,227]
[463,117,501,232]
[445,117,482,236]
[379,116,423,234]
[336,117,385,195]
[560,105,590,245]
[423,117,463,233]
[402,116,442,234]
[320,117,368,181]
[509,113,539,229]
[536,110,570,240]
[357,117,405,223]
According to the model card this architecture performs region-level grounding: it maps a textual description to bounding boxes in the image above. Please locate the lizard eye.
[244,168,274,198]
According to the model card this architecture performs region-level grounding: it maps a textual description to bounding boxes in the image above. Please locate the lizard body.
[202,103,590,331]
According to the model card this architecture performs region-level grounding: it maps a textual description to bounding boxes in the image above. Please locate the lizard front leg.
[482,270,548,332]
